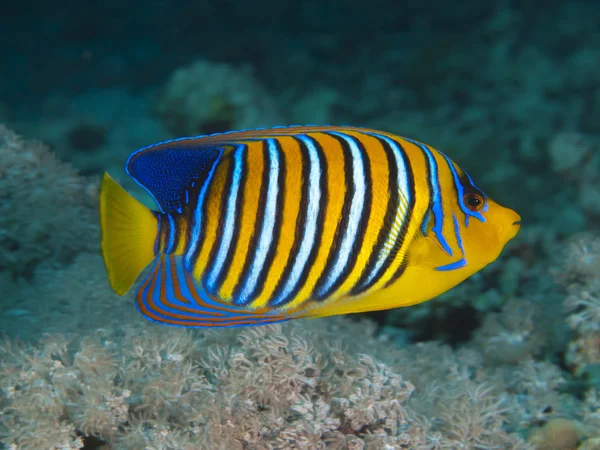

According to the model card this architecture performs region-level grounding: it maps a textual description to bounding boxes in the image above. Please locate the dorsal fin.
[125,125,390,213]
[126,138,227,213]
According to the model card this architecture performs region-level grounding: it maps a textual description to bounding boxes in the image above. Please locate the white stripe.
[362,134,410,287]
[184,150,224,267]
[273,136,321,304]
[206,146,244,290]
[317,132,365,296]
[237,139,280,303]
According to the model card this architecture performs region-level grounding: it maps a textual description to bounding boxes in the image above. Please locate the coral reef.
[1,318,534,450]
[562,234,600,380]
[0,126,98,279]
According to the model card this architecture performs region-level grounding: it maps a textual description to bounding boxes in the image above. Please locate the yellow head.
[407,148,521,297]
[287,134,521,319]
[454,196,521,269]
[376,143,521,311]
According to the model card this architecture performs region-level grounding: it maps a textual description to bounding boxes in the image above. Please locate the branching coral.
[0,318,534,450]
[561,234,600,377]
[473,299,547,365]
[0,125,98,279]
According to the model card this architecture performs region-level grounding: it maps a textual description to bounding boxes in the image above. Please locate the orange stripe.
[170,258,190,304]
[136,257,285,326]
[138,276,284,327]
[219,140,264,298]
[282,132,345,309]
[163,257,280,321]
[251,136,303,307]
[183,259,283,317]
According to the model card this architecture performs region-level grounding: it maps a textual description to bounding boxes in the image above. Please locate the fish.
[99,125,521,328]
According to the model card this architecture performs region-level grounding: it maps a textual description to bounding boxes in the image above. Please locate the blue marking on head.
[435,214,467,271]
[403,137,453,256]
[435,258,468,271]
[464,170,485,195]
[452,214,465,254]
[465,171,489,213]
[438,152,486,225]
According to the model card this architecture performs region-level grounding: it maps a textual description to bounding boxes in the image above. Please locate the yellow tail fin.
[100,172,158,295]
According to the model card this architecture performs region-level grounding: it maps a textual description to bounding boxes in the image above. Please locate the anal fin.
[135,255,289,328]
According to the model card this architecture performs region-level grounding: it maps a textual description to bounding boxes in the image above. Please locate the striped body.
[149,126,463,311]
[101,125,521,327]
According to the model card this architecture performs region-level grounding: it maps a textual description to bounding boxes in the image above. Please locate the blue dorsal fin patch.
[125,126,376,213]
[126,138,227,213]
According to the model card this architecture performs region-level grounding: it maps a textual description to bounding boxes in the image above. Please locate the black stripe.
[383,137,416,289]
[212,146,248,292]
[205,147,248,295]
[251,139,286,301]
[233,141,269,302]
[421,145,435,233]
[169,214,180,254]
[205,152,235,278]
[284,135,328,302]
[188,158,223,267]
[269,137,311,306]
[312,132,354,301]
[194,153,233,276]
[160,214,171,253]
[318,133,372,299]
[385,260,408,287]
[350,135,399,294]
[153,212,163,255]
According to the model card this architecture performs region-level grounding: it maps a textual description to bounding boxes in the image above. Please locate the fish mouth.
[504,219,521,240]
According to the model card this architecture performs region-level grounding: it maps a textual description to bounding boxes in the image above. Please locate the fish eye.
[464,193,484,212]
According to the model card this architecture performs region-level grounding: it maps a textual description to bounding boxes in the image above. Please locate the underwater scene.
[1,0,600,449]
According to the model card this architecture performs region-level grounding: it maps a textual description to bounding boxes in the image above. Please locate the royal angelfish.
[100,125,520,328]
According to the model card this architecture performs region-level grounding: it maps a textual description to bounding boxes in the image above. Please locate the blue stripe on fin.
[134,255,290,328]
